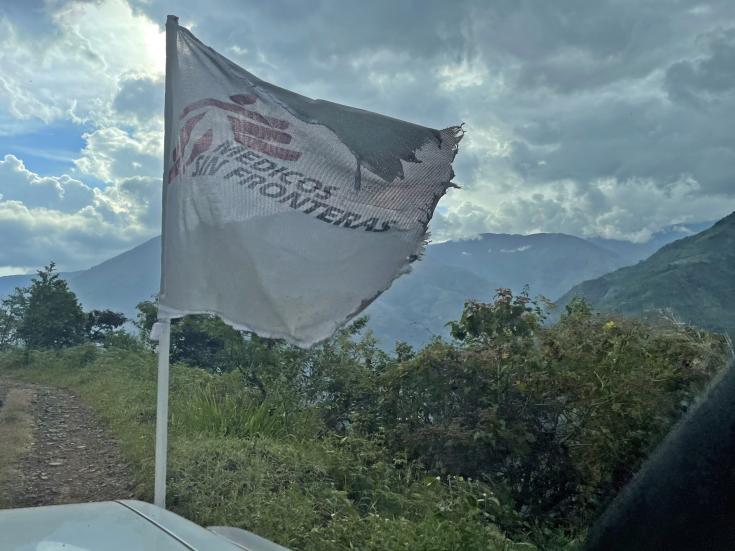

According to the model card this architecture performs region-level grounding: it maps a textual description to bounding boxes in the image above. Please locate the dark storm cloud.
[5,0,733,257]
[474,1,664,92]
[126,1,735,207]
[128,0,470,127]
[508,92,735,192]
[501,23,735,194]
[665,28,735,105]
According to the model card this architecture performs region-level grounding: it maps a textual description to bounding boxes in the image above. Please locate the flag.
[158,16,463,347]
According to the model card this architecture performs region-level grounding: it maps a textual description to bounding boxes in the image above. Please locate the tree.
[448,286,548,348]
[169,314,244,372]
[0,287,27,349]
[18,263,86,349]
[135,299,159,344]
[86,309,127,343]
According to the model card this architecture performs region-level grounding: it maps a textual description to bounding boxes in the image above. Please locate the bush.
[381,291,730,533]
[0,347,541,550]
[103,330,143,351]
[1,288,729,549]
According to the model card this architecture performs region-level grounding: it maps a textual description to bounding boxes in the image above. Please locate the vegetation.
[0,276,732,549]
[15,263,87,349]
[86,309,128,343]
[0,386,34,508]
[557,211,735,336]
[0,264,127,350]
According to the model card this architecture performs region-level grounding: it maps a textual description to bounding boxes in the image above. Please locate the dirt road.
[0,377,134,508]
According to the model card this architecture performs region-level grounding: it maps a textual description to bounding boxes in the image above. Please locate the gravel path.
[0,377,135,507]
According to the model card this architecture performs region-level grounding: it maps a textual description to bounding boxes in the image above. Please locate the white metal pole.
[153,319,171,508]
[153,14,178,510]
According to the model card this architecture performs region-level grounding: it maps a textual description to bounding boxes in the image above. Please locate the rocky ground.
[0,377,134,508]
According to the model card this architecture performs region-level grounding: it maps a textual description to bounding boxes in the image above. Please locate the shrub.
[2,288,729,548]
[382,291,730,533]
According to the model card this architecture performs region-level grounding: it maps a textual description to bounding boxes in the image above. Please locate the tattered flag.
[158,17,463,347]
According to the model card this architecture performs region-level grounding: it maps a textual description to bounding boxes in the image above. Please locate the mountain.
[0,238,159,322]
[364,232,628,347]
[557,212,735,335]
[66,237,161,316]
[0,274,34,298]
[0,271,83,299]
[0,221,714,348]
[587,221,715,266]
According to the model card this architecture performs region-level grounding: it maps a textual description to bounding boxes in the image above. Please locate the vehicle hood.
[0,500,247,551]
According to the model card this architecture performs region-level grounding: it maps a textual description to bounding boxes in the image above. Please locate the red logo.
[167,94,301,183]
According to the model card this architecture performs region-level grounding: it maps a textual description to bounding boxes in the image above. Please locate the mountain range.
[558,212,735,337]
[0,219,722,348]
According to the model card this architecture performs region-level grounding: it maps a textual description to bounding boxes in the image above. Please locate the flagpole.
[153,14,178,510]
[153,320,171,507]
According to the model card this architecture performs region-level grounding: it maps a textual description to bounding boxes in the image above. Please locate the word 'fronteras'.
[189,141,398,232]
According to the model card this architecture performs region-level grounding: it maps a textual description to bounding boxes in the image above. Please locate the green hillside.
[557,212,735,335]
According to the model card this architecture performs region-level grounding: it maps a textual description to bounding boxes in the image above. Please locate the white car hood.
[0,500,272,551]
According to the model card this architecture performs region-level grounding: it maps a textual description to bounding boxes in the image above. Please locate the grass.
[0,384,35,508]
[0,346,552,551]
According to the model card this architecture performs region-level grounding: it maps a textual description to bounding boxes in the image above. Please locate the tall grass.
[172,378,309,439]
[0,386,34,508]
[0,347,545,550]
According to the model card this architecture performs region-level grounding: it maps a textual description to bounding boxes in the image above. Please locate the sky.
[0,0,734,274]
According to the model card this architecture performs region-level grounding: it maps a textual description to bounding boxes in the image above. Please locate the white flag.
[158,16,463,347]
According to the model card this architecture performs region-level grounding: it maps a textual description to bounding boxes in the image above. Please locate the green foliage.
[448,287,548,347]
[17,263,86,349]
[557,211,735,336]
[170,371,320,439]
[103,330,143,351]
[300,319,389,433]
[134,298,158,342]
[384,292,729,534]
[86,309,127,343]
[565,296,592,317]
[169,314,246,373]
[537,301,728,520]
[0,347,542,550]
[1,287,730,549]
[0,287,27,349]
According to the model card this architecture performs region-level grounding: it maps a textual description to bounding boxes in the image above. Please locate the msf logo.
[167,94,302,184]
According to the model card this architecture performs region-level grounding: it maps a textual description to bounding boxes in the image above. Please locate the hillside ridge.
[1,220,717,347]
[557,212,735,335]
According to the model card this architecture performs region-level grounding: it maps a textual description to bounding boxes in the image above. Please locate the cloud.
[0,1,167,272]
[113,74,165,123]
[74,126,162,182]
[431,174,734,243]
[426,3,735,240]
[1,0,735,274]
[0,154,95,212]
[0,154,160,271]
[0,0,164,129]
[665,28,735,105]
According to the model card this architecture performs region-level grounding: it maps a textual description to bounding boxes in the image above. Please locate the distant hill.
[0,271,83,299]
[587,221,715,266]
[0,238,159,322]
[0,220,713,348]
[0,274,34,298]
[365,232,626,347]
[557,212,735,336]
[66,237,161,316]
